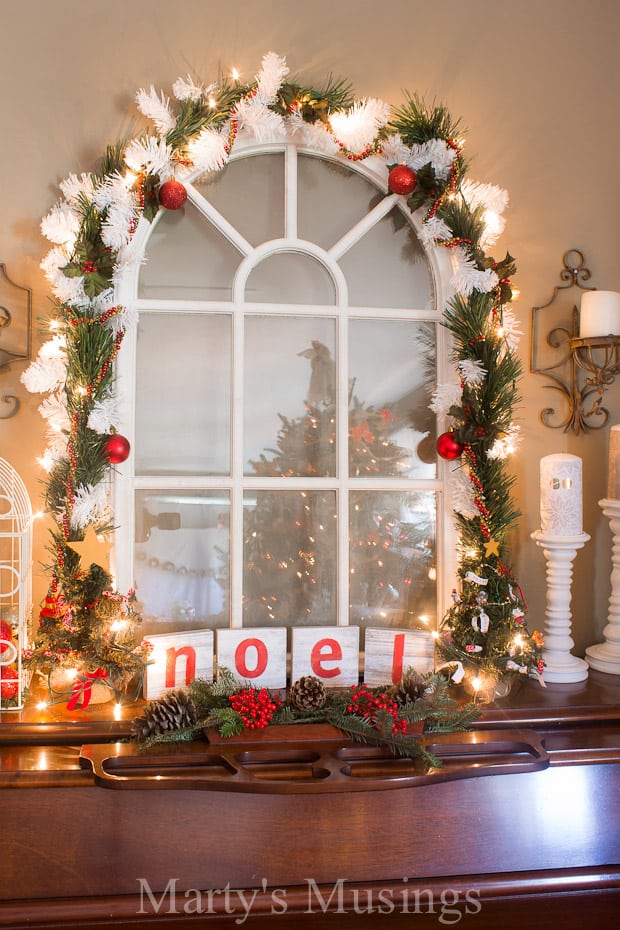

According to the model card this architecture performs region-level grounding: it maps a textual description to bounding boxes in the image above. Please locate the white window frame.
[113,138,458,629]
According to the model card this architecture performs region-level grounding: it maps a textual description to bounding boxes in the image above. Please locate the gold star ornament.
[67,524,112,572]
[484,538,500,558]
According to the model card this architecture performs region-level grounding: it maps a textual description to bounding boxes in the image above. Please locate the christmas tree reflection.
[243,342,436,629]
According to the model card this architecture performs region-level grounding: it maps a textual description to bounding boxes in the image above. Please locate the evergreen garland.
[22,50,543,696]
[133,669,479,770]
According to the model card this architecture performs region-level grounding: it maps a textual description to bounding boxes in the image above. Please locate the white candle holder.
[585,499,620,675]
[531,530,590,682]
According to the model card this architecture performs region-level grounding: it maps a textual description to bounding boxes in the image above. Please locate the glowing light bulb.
[36,700,48,711]
[232,68,240,82]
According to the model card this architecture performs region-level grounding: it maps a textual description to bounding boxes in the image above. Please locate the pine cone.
[131,689,197,741]
[289,676,327,711]
[389,672,427,706]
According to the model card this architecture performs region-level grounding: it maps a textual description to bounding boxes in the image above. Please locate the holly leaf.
[406,189,429,213]
[141,176,160,223]
[62,262,85,279]
[83,270,112,298]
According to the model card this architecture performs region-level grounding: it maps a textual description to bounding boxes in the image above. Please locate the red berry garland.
[346,684,407,734]
[388,164,417,196]
[158,178,187,210]
[229,687,282,729]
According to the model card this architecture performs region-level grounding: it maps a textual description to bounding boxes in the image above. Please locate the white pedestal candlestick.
[585,499,620,675]
[532,530,590,682]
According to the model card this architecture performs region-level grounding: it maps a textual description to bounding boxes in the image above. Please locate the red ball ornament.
[436,431,465,461]
[388,164,417,196]
[0,619,12,654]
[104,434,131,465]
[1,666,19,701]
[158,178,187,210]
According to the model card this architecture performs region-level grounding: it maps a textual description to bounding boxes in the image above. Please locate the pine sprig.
[389,94,463,145]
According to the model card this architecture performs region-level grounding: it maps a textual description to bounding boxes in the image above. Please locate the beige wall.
[1,0,619,655]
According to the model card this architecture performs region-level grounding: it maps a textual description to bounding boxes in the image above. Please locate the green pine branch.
[389,94,463,145]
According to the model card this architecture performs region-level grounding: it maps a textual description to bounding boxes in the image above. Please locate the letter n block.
[144,629,214,700]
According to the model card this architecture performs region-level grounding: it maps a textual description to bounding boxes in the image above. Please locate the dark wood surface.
[2,671,620,928]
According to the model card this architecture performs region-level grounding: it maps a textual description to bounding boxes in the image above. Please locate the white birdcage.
[0,458,33,710]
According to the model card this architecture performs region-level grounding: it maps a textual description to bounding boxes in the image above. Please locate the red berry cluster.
[346,684,407,735]
[229,687,282,729]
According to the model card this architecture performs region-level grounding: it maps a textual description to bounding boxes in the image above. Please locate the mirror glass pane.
[243,489,337,627]
[138,201,241,300]
[245,252,335,305]
[297,154,380,250]
[193,153,285,246]
[349,319,437,479]
[135,313,231,476]
[134,490,230,634]
[349,489,436,631]
[244,315,337,476]
[339,207,433,309]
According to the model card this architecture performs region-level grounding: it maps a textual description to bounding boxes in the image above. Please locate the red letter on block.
[311,638,342,678]
[165,645,196,688]
[391,633,405,684]
[235,638,268,678]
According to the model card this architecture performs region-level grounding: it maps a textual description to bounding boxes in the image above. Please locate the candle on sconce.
[607,425,620,500]
[579,290,620,338]
[540,453,583,536]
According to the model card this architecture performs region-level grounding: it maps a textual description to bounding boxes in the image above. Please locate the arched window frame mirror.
[113,136,458,639]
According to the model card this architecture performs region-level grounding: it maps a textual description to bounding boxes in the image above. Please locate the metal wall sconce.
[531,249,620,434]
[0,263,32,419]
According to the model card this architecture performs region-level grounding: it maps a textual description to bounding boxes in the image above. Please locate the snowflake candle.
[539,453,583,536]
[608,425,620,500]
[579,290,620,338]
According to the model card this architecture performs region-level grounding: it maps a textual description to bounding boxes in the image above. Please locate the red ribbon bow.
[66,668,109,711]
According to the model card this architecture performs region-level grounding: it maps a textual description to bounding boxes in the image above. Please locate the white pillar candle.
[608,425,620,500]
[540,453,583,535]
[579,290,620,338]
